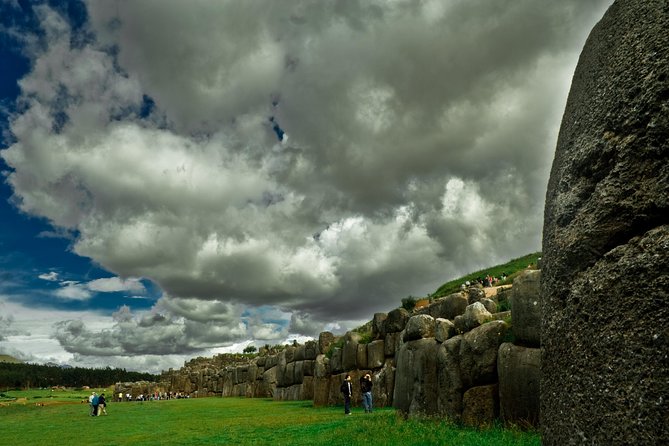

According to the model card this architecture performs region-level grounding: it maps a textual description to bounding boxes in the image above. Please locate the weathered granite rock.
[435,318,457,343]
[462,384,499,427]
[342,332,362,371]
[367,340,385,369]
[284,362,295,387]
[356,343,368,370]
[403,314,436,342]
[372,312,388,338]
[383,308,411,334]
[419,292,469,320]
[313,376,329,407]
[498,343,540,427]
[265,354,278,369]
[463,321,508,385]
[375,359,395,408]
[318,332,336,356]
[467,286,486,304]
[304,340,319,360]
[302,376,314,400]
[438,321,509,420]
[330,348,343,374]
[294,345,305,361]
[384,332,402,357]
[479,298,497,315]
[510,270,541,347]
[303,359,315,377]
[542,1,669,444]
[293,361,304,385]
[314,354,328,379]
[393,338,439,416]
[437,335,463,419]
[454,302,493,333]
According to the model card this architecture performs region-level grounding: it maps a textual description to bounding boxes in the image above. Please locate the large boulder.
[498,343,540,427]
[318,332,336,356]
[304,340,319,360]
[384,332,402,357]
[342,332,362,371]
[329,348,343,375]
[383,308,411,334]
[462,384,499,427]
[454,302,493,333]
[437,321,509,420]
[367,340,385,369]
[375,359,395,408]
[356,343,368,370]
[403,314,436,342]
[435,318,457,343]
[393,338,439,416]
[542,1,669,444]
[419,293,469,320]
[510,270,541,347]
[372,312,388,338]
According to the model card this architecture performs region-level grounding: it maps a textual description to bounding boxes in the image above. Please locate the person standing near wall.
[98,393,107,415]
[340,375,352,415]
[360,373,373,413]
[91,392,99,416]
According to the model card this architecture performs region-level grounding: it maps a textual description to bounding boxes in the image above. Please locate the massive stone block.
[419,293,469,320]
[435,318,456,343]
[330,348,343,375]
[313,376,329,407]
[438,321,508,420]
[367,340,385,369]
[356,343,368,370]
[304,340,319,360]
[342,332,361,371]
[368,359,395,408]
[393,338,439,416]
[383,308,411,334]
[462,384,499,427]
[510,270,541,347]
[542,1,669,444]
[384,332,401,357]
[318,331,336,356]
[372,312,388,338]
[403,314,436,342]
[498,343,540,427]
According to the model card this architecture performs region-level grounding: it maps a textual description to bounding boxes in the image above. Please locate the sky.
[0,0,613,374]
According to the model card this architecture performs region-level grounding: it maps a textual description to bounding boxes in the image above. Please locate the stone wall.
[147,277,541,428]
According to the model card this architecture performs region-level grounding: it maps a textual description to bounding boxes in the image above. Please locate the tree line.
[0,362,158,389]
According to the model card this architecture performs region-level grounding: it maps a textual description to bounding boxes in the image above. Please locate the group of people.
[461,272,507,290]
[88,392,107,416]
[115,391,190,402]
[340,373,373,415]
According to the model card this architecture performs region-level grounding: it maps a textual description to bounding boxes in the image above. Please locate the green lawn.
[0,394,539,446]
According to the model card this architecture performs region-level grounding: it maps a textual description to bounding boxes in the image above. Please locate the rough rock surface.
[393,338,438,416]
[542,1,669,444]
[498,343,540,426]
[510,270,541,347]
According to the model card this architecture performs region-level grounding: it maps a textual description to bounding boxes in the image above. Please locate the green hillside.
[0,355,23,364]
[430,252,541,298]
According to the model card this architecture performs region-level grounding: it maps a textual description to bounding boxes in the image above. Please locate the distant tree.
[401,296,417,311]
[243,345,257,354]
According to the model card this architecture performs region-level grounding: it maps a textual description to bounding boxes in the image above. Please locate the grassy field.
[0,392,540,446]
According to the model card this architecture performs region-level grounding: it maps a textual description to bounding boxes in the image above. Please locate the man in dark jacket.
[340,375,352,415]
[98,393,107,415]
[360,373,373,413]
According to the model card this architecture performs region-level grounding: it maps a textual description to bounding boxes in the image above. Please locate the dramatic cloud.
[1,1,613,358]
